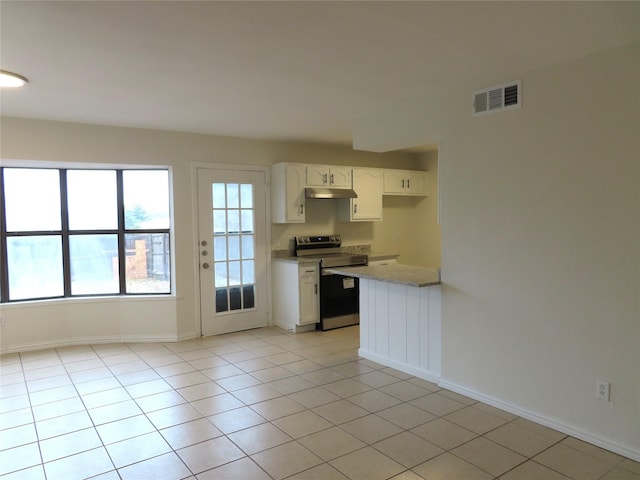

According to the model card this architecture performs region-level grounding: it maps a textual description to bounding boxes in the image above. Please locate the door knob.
[202,250,208,256]
[202,263,210,269]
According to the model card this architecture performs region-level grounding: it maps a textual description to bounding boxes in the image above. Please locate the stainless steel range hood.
[305,187,357,199]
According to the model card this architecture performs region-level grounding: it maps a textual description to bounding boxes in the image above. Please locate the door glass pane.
[123,170,170,229]
[216,289,228,313]
[241,235,254,259]
[213,236,227,261]
[240,184,252,208]
[242,286,255,309]
[227,236,240,261]
[212,183,226,209]
[4,168,61,232]
[228,261,241,286]
[68,170,117,230]
[125,233,171,293]
[7,236,63,300]
[242,260,254,284]
[227,210,239,234]
[226,184,239,208]
[241,210,253,233]
[214,262,228,288]
[70,234,119,295]
[229,287,242,310]
[213,211,226,234]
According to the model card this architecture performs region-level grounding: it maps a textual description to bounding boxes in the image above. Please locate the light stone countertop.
[324,264,441,287]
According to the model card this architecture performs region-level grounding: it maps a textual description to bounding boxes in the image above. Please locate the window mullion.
[60,169,72,297]
[0,168,9,302]
[116,170,126,294]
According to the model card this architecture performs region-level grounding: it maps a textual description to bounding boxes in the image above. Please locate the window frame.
[0,166,172,303]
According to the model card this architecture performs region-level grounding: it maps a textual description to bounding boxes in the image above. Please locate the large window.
[0,167,171,302]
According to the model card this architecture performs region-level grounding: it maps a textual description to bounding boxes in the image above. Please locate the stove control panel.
[296,235,341,249]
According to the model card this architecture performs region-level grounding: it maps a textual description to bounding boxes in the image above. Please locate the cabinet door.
[351,168,383,221]
[285,165,306,222]
[406,171,427,195]
[329,166,352,188]
[306,165,330,186]
[383,170,407,194]
[298,265,319,325]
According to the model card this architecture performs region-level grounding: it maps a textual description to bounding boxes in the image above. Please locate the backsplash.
[271,244,371,259]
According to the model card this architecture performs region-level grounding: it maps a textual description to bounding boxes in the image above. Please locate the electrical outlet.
[596,380,610,401]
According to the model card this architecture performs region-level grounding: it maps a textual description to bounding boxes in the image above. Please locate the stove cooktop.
[294,234,367,267]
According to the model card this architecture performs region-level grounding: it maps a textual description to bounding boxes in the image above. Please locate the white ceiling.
[1,1,638,148]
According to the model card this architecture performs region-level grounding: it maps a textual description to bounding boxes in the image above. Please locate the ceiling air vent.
[473,80,521,116]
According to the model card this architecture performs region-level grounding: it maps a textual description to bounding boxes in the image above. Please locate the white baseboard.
[358,348,440,384]
[438,378,640,462]
[176,331,198,342]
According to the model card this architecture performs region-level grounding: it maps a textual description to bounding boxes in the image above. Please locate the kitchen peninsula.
[325,264,442,382]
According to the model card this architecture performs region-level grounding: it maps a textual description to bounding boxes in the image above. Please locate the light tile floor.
[1,326,639,480]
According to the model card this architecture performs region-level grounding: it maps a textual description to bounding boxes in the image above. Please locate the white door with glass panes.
[197,168,268,336]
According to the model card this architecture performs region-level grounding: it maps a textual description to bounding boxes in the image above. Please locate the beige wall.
[355,42,640,459]
[0,118,438,351]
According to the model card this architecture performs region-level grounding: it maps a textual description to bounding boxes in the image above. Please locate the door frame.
[191,162,272,337]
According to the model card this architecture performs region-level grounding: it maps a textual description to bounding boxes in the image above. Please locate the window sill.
[1,294,180,309]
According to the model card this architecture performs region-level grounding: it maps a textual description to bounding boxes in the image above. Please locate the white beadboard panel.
[374,280,390,357]
[358,279,441,381]
[388,283,407,364]
[406,288,421,368]
[428,286,442,374]
[419,286,430,372]
[359,279,370,352]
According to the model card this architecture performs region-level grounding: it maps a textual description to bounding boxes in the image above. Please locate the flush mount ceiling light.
[0,70,28,87]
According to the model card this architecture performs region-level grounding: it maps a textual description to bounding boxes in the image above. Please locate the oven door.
[319,270,359,330]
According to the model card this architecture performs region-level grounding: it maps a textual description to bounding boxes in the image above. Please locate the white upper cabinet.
[338,168,383,222]
[306,165,352,188]
[383,170,428,196]
[271,163,306,223]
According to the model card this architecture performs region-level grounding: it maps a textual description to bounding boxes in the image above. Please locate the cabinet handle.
[407,178,410,189]
[401,179,405,188]
[353,203,358,214]
[299,204,304,214]
[304,269,315,273]
[330,173,334,184]
[323,173,328,184]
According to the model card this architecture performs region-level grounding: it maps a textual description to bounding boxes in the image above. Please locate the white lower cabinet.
[272,261,319,332]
